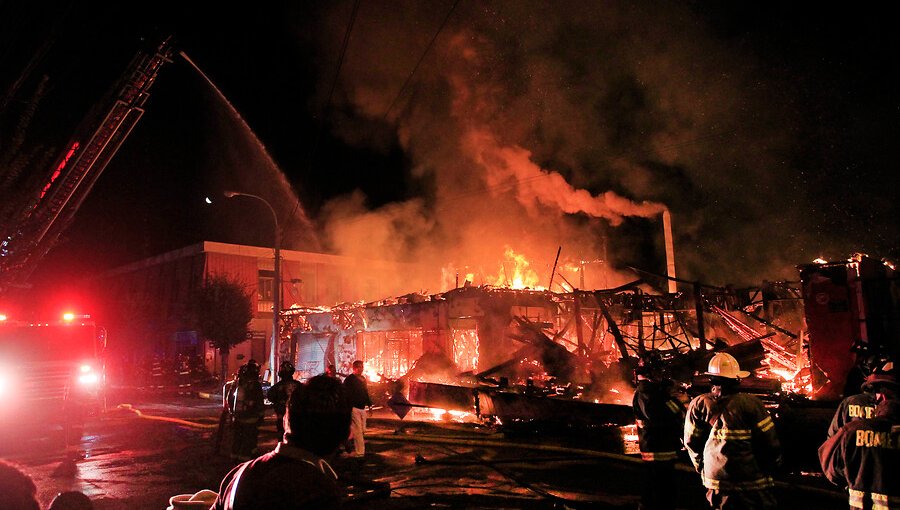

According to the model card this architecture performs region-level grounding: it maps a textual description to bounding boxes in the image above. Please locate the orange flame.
[427,408,475,423]
[484,247,544,290]
[363,361,382,383]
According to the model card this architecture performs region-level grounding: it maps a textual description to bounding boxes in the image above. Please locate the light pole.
[224,190,280,383]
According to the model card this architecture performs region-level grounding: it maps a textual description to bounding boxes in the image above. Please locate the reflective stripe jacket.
[231,379,265,423]
[684,391,782,491]
[818,401,900,510]
[633,379,685,461]
[827,392,877,438]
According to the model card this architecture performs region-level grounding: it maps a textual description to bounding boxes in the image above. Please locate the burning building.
[282,252,897,433]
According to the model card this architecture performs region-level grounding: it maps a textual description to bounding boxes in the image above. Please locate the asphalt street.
[0,388,849,509]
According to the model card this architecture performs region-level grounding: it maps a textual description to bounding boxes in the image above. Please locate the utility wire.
[326,0,362,113]
[285,0,363,241]
[382,0,461,121]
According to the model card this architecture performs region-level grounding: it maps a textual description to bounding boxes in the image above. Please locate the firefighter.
[684,353,782,510]
[819,369,898,510]
[230,360,265,460]
[176,353,192,393]
[632,352,685,510]
[827,361,893,437]
[267,360,302,440]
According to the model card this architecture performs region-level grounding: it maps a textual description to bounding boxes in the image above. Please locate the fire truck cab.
[0,312,106,428]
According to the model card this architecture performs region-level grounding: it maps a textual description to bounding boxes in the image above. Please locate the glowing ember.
[427,407,475,423]
[769,368,797,382]
[621,424,639,442]
[621,424,640,455]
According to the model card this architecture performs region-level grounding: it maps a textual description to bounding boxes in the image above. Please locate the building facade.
[90,241,413,379]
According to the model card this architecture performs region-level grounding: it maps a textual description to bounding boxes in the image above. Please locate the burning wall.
[287,285,676,401]
[290,287,561,381]
[285,275,827,403]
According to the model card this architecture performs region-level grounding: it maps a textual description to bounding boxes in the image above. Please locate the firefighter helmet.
[863,361,897,391]
[245,359,261,376]
[705,352,750,379]
[278,360,295,376]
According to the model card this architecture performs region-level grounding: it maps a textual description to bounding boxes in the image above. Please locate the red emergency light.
[76,363,99,385]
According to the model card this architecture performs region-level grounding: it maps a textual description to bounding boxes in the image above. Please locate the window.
[258,276,274,301]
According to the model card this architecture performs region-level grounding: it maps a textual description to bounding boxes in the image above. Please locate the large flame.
[442,248,552,291]
[363,360,382,383]
[426,408,476,423]
[471,248,546,290]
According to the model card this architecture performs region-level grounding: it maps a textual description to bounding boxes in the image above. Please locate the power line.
[285,0,362,239]
[382,0,461,121]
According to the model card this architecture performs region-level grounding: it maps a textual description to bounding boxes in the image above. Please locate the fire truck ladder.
[0,38,173,290]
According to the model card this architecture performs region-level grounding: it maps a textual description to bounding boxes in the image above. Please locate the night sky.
[2,2,898,306]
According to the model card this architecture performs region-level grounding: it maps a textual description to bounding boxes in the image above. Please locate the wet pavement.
[1,387,849,509]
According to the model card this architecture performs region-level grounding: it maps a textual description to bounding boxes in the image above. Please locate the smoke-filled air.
[297,1,875,291]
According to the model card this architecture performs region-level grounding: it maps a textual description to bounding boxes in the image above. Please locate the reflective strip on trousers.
[849,489,864,509]
[641,451,678,461]
[850,490,900,510]
[873,492,900,510]
[702,475,774,491]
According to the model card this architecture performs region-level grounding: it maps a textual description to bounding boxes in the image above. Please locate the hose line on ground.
[117,404,219,429]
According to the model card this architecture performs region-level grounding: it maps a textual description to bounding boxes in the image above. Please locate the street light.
[224,190,280,383]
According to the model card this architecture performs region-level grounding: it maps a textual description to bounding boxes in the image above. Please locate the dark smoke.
[302,1,892,289]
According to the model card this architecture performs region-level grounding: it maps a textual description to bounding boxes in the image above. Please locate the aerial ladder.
[0,37,173,293]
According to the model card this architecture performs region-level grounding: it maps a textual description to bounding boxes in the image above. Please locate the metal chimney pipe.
[662,209,677,293]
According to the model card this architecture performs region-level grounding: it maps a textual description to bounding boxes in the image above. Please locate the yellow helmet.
[706,352,750,379]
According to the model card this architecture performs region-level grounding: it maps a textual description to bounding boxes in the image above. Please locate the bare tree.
[193,273,253,382]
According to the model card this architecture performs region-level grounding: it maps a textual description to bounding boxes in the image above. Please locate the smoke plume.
[302,1,863,290]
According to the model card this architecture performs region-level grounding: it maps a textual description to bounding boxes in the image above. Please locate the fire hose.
[116,404,219,429]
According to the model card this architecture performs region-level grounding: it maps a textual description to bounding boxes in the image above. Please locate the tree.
[193,273,253,382]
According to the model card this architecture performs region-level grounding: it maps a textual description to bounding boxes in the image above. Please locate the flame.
[363,361,382,383]
[427,407,475,423]
[443,248,551,290]
[481,247,545,290]
[621,424,639,442]
[451,329,480,372]
[769,368,797,382]
[621,424,640,455]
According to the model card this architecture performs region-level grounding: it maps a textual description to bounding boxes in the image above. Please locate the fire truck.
[0,312,106,427]
[0,36,171,433]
